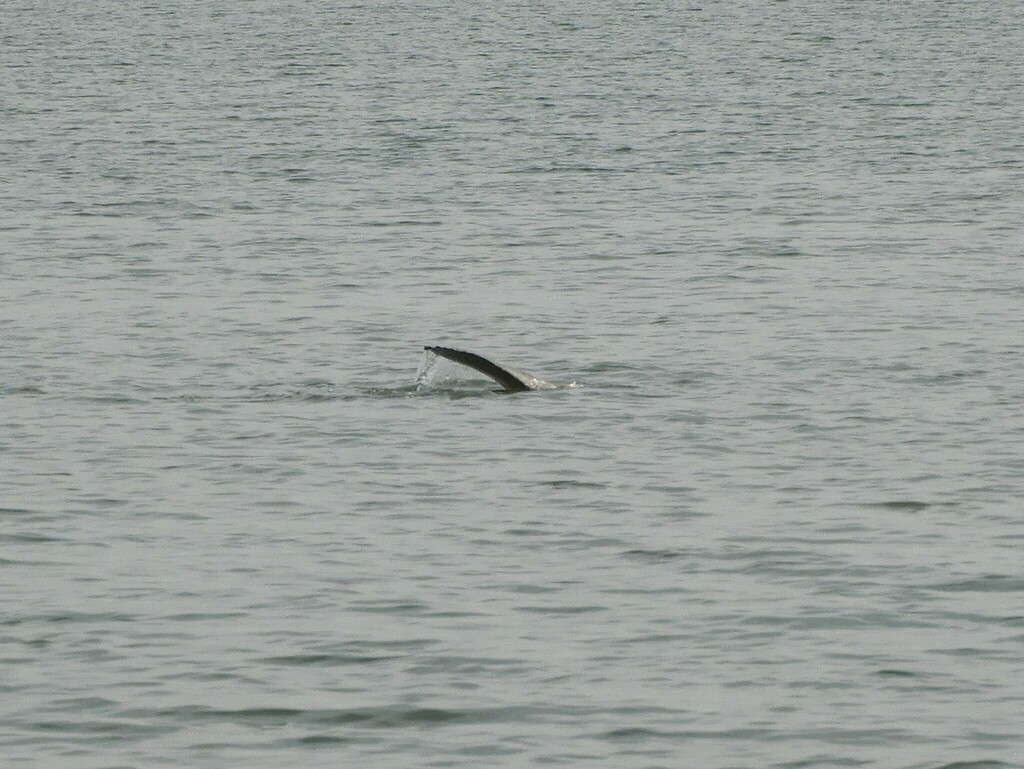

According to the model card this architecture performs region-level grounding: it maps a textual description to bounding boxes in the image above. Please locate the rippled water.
[3,1,1023,767]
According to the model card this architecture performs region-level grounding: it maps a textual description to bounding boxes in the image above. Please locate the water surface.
[2,1,1023,767]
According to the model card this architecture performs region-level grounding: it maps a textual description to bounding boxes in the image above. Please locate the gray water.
[3,1,1023,767]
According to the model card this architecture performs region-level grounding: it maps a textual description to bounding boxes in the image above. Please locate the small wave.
[518,604,606,615]
[877,668,919,677]
[0,532,61,543]
[535,479,608,489]
[277,734,354,746]
[622,548,688,561]
[24,719,168,737]
[927,575,1024,593]
[260,653,391,667]
[247,380,347,402]
[1,611,135,627]
[865,500,930,512]
[1,385,46,395]
[136,704,553,729]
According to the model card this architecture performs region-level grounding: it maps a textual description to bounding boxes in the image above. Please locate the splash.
[414,348,473,391]
[414,349,440,390]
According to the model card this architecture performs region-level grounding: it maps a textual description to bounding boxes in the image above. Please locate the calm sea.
[2,1,1023,767]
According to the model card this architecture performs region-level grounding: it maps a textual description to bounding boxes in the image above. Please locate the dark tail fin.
[423,346,533,392]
